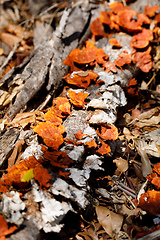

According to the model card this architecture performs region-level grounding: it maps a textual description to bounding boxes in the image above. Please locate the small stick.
[0,41,20,73]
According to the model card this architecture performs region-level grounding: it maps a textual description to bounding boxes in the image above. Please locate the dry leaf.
[0,32,21,48]
[8,111,44,128]
[129,107,160,127]
[135,139,152,178]
[113,157,128,173]
[0,48,4,55]
[95,205,123,237]
[8,139,25,168]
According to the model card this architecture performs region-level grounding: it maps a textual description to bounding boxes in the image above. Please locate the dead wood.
[0,128,20,167]
[0,2,105,120]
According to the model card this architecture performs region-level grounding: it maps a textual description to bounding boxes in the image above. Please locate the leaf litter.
[0,0,160,239]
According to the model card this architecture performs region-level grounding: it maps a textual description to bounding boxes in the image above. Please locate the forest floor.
[0,0,160,239]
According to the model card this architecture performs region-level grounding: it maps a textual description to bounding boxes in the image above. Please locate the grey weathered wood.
[6,40,54,119]
[0,128,20,167]
[1,3,102,119]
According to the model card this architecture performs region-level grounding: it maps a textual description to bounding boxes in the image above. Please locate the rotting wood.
[0,2,105,120]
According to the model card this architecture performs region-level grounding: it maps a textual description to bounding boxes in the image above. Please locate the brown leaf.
[128,107,160,127]
[0,32,21,48]
[8,139,25,168]
[8,111,44,128]
[113,157,128,173]
[96,206,123,237]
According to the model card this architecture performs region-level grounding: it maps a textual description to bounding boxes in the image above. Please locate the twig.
[0,41,20,73]
[146,72,156,88]
[116,184,136,198]
[36,93,52,111]
[115,181,136,198]
[123,192,137,209]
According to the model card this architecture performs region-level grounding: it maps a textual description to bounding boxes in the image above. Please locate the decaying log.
[0,2,105,120]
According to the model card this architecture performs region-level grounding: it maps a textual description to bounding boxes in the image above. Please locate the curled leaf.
[113,158,128,173]
[135,140,152,178]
